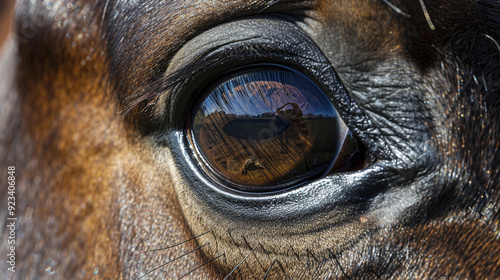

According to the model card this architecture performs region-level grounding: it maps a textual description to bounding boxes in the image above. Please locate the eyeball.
[189,65,363,192]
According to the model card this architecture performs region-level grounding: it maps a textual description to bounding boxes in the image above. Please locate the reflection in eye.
[190,66,364,192]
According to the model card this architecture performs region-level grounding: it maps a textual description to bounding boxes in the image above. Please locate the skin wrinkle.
[310,1,431,164]
[0,0,499,279]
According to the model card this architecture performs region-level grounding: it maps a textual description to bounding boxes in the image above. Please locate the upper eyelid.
[122,37,266,116]
[123,16,325,116]
[136,16,379,154]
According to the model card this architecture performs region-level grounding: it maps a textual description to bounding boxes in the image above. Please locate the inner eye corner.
[185,64,366,193]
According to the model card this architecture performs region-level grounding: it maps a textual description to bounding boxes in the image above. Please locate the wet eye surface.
[189,65,364,192]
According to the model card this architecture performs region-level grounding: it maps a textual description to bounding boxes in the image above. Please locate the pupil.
[191,66,347,192]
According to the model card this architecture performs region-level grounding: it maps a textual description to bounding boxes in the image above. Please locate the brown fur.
[1,0,499,279]
[0,0,14,47]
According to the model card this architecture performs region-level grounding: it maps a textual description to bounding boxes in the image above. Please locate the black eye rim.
[154,16,437,225]
[161,16,371,197]
[155,16,379,215]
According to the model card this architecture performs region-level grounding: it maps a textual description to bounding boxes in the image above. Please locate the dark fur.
[1,0,499,279]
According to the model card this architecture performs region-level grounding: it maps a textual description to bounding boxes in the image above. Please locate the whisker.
[136,244,209,280]
[287,243,302,263]
[262,259,277,280]
[381,0,411,18]
[418,0,435,30]
[132,229,212,256]
[302,249,321,277]
[483,34,500,52]
[327,249,348,278]
[223,244,261,280]
[262,259,287,280]
[99,0,111,39]
[242,237,265,273]
[481,72,489,93]
[310,258,324,278]
[178,253,226,280]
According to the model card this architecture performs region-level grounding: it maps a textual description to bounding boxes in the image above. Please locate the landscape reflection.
[191,67,348,192]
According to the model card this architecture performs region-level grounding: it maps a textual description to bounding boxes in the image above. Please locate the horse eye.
[189,65,365,192]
